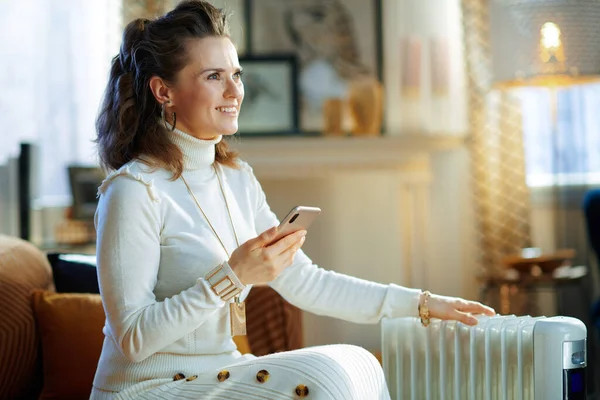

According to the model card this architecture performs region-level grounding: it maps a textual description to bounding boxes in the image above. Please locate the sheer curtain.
[462,0,532,279]
[0,0,121,203]
[519,84,600,188]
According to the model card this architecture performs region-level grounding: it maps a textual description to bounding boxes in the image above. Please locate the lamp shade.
[489,0,600,87]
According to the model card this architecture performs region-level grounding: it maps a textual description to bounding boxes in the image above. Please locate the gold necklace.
[180,164,246,337]
[180,165,240,256]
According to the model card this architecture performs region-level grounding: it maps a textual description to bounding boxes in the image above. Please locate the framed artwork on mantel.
[237,55,299,135]
[382,0,468,136]
[248,0,383,133]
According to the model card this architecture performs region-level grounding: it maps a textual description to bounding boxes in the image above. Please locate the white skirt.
[90,344,390,400]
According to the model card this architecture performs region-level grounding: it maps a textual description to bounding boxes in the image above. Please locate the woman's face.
[169,36,244,140]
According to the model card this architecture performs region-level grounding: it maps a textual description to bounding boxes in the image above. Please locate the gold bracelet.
[205,262,245,302]
[418,290,431,327]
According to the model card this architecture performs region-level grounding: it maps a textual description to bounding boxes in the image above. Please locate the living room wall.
[8,0,596,356]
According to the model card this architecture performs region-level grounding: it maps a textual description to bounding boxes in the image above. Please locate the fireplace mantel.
[229,134,466,179]
[230,134,467,290]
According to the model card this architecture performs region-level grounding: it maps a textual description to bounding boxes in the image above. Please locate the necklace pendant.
[230,298,247,337]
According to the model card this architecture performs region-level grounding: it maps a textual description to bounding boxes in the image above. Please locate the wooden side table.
[478,265,590,316]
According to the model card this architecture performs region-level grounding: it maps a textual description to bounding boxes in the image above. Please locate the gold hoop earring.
[161,101,176,132]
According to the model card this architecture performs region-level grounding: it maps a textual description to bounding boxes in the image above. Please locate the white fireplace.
[230,134,468,350]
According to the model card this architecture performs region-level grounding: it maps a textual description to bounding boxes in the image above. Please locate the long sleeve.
[244,165,422,324]
[95,174,225,363]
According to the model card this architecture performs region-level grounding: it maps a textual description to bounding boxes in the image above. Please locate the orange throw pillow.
[31,290,105,400]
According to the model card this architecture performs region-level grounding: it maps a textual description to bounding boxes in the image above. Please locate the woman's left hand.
[426,293,496,326]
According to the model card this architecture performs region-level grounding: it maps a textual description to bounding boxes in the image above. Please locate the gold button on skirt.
[295,384,309,397]
[217,370,230,382]
[172,373,185,381]
[256,369,270,383]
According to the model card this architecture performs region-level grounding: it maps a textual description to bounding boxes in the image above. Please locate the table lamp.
[488,0,600,186]
[489,0,600,89]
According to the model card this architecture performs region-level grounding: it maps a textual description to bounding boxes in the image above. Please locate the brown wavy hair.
[96,0,239,178]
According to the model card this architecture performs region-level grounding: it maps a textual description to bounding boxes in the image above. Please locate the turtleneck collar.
[167,125,222,171]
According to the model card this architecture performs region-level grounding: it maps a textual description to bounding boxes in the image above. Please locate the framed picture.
[237,55,299,135]
[248,0,383,133]
[68,166,105,221]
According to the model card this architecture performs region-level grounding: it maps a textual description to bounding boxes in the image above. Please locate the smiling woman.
[95,2,241,177]
[148,36,244,141]
[90,1,495,399]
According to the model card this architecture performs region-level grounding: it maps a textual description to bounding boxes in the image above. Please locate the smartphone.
[267,206,321,245]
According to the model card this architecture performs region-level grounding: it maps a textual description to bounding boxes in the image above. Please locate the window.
[0,0,121,202]
[519,84,600,187]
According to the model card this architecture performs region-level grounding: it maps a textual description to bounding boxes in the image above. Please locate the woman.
[91,1,495,399]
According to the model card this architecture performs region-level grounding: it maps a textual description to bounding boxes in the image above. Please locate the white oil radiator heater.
[381,316,587,399]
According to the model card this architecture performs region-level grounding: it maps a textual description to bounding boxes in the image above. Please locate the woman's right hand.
[228,226,307,286]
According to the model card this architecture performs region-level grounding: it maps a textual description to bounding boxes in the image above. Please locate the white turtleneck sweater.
[92,129,421,393]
